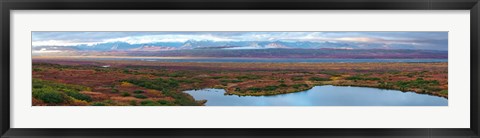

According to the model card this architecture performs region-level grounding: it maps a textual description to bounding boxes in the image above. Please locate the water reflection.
[184,85,448,106]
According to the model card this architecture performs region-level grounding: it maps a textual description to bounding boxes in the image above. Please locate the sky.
[32,32,448,50]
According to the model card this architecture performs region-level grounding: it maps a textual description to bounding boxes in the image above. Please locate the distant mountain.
[33,48,447,59]
[74,41,184,51]
[32,40,448,59]
[33,40,368,52]
[122,49,447,59]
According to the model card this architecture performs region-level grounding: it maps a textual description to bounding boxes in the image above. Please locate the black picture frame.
[1,0,479,138]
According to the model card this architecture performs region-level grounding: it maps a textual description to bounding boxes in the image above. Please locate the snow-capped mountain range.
[31,40,448,59]
[32,40,408,52]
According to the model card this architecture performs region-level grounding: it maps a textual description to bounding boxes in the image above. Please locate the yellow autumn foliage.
[120,81,134,87]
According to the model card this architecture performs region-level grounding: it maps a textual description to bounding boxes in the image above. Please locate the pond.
[184,85,448,106]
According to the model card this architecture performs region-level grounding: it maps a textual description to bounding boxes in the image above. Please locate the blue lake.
[184,85,448,106]
[93,57,447,63]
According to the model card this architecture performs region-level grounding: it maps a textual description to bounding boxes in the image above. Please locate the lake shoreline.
[185,85,448,106]
[218,83,448,99]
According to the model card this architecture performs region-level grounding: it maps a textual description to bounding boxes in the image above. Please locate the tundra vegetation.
[32,58,448,106]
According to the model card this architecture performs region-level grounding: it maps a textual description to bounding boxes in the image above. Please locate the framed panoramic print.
[1,0,479,138]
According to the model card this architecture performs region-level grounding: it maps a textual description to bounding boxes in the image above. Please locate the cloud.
[32,40,101,46]
[31,32,448,50]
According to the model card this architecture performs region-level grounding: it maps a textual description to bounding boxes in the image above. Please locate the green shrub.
[32,83,44,89]
[32,78,91,104]
[129,100,138,106]
[102,100,115,105]
[33,78,88,91]
[210,76,224,79]
[291,77,304,81]
[395,78,441,92]
[168,73,184,77]
[321,71,341,77]
[126,78,179,91]
[346,76,363,80]
[247,87,262,92]
[292,83,308,89]
[309,77,331,81]
[264,85,278,91]
[125,78,198,106]
[157,100,171,105]
[395,78,440,88]
[121,92,131,97]
[245,85,281,92]
[378,81,394,89]
[134,94,148,99]
[94,68,104,72]
[91,102,106,106]
[32,88,68,104]
[236,75,261,80]
[133,90,144,94]
[140,100,160,106]
[123,69,131,74]
[439,90,448,95]
[346,76,380,81]
[220,79,243,83]
[64,90,92,102]
[111,88,119,93]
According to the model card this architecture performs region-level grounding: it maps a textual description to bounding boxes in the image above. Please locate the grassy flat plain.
[32,57,448,106]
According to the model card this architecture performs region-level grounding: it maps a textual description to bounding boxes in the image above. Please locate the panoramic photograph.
[31,31,448,106]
